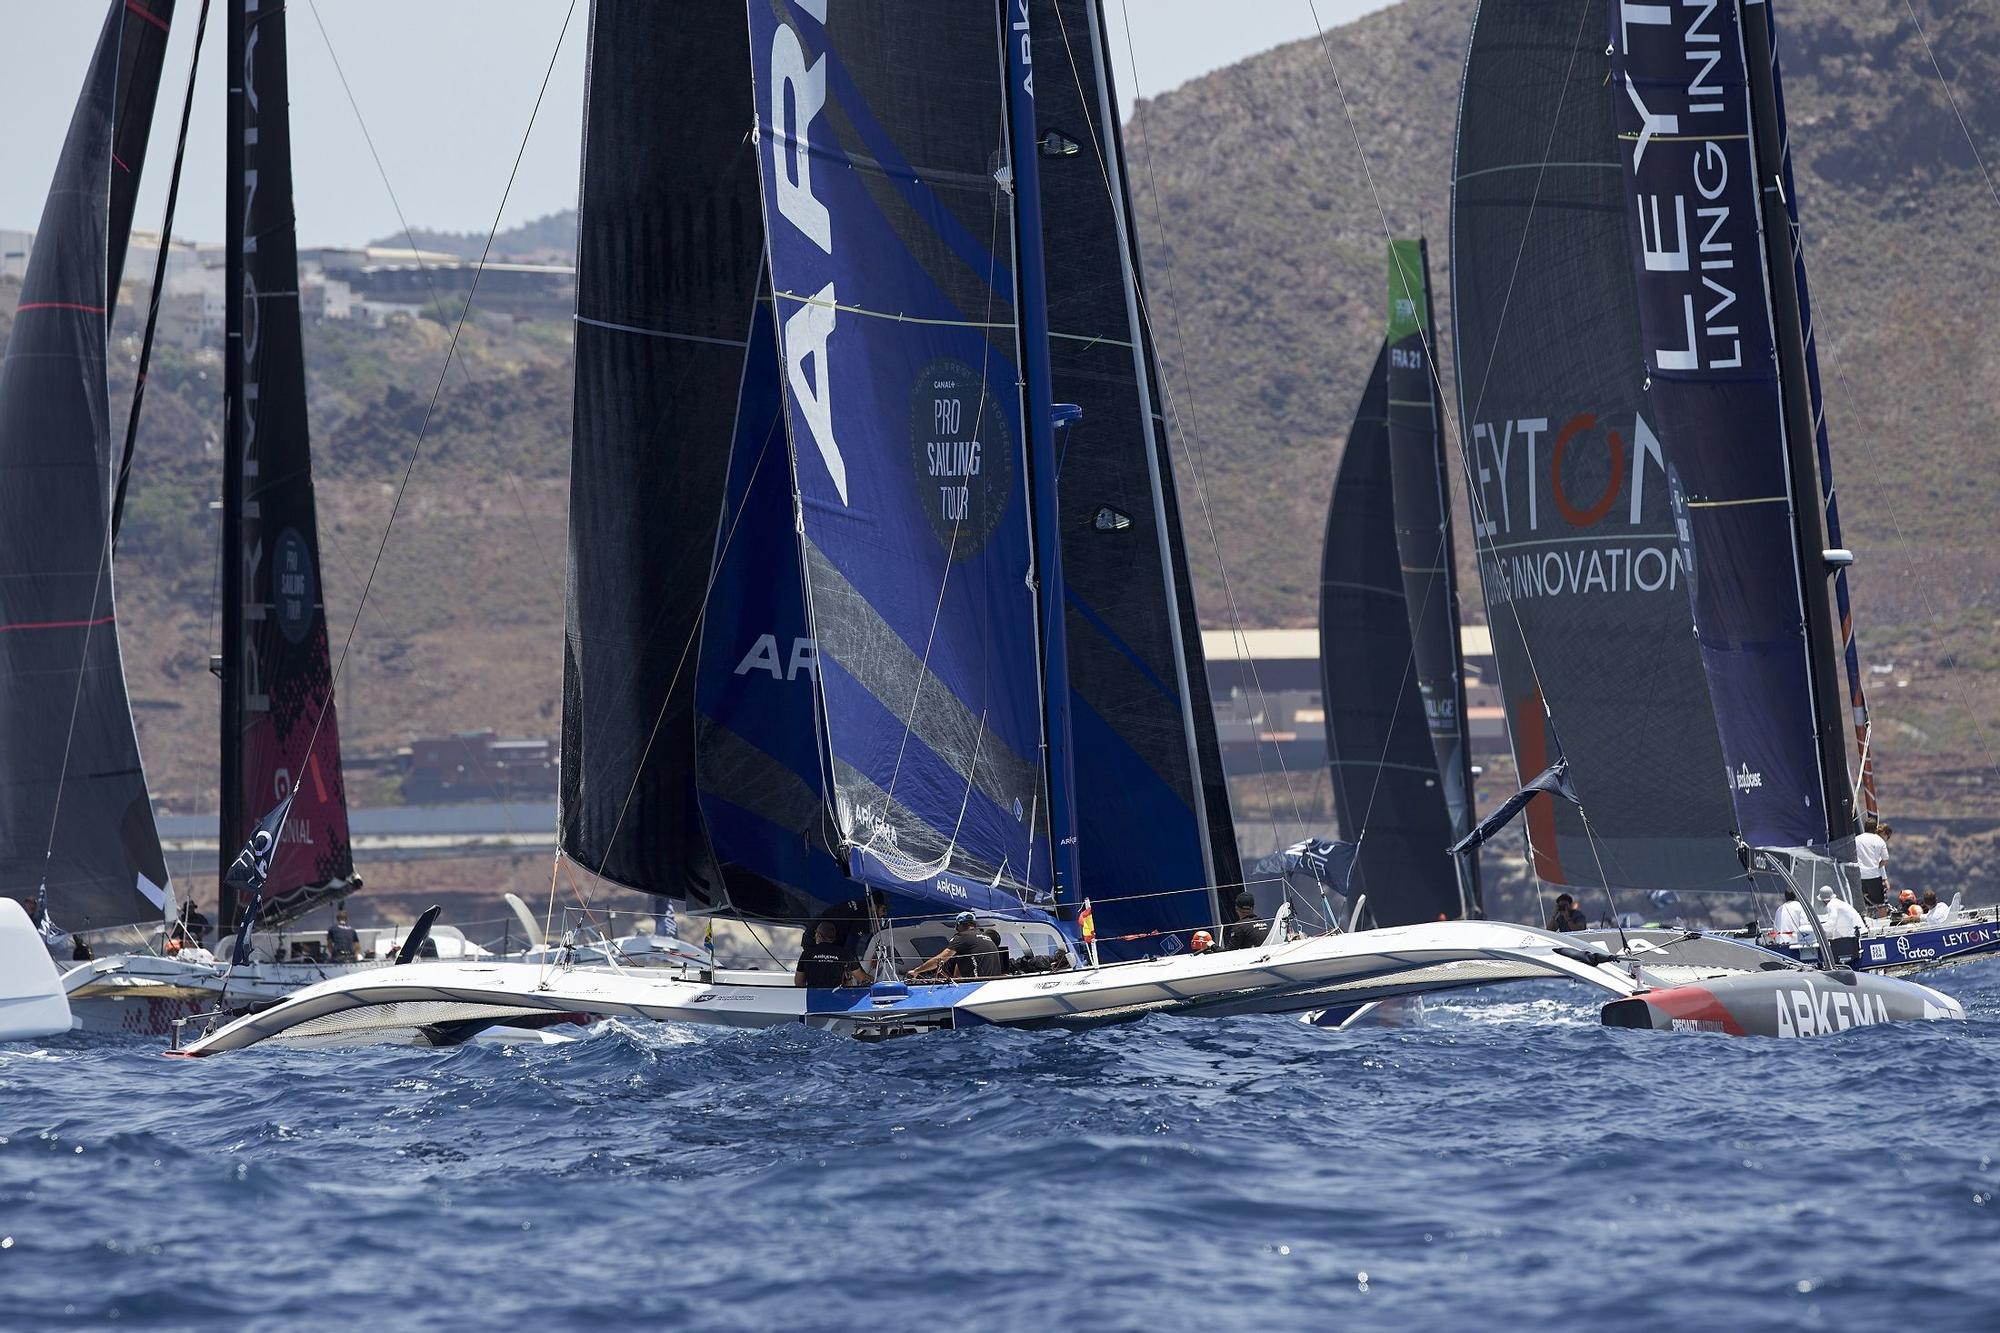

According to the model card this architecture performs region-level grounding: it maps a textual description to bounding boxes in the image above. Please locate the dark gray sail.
[1321,349,1461,926]
[1450,0,1741,891]
[220,0,355,931]
[558,1,774,908]
[1031,0,1238,953]
[0,2,176,933]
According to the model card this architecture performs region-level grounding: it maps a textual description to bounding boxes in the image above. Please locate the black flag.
[1255,837,1360,895]
[1447,760,1581,856]
[224,794,293,964]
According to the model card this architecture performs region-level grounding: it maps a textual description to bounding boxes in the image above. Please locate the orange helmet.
[1190,930,1214,952]
[1899,889,1916,902]
[1906,904,1924,920]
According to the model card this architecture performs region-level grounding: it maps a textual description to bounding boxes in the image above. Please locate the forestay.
[1029,0,1237,953]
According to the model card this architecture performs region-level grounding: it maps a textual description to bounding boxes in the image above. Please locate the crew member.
[793,919,867,988]
[1545,894,1588,933]
[327,908,361,963]
[1771,888,1817,945]
[1816,884,1865,939]
[909,911,1000,979]
[1921,890,1949,924]
[1222,892,1268,951]
[1189,929,1216,955]
[1855,817,1890,911]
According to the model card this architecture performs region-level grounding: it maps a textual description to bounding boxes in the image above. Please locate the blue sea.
[4,961,1997,1331]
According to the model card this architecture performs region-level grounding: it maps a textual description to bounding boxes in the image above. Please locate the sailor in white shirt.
[1921,890,1951,924]
[1772,888,1817,944]
[1855,820,1890,909]
[1816,884,1865,938]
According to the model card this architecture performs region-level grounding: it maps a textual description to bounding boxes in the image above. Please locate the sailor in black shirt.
[1545,893,1588,933]
[1221,892,1268,951]
[909,911,1001,979]
[794,920,866,988]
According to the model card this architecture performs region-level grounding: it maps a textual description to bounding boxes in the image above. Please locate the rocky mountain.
[5,0,1997,840]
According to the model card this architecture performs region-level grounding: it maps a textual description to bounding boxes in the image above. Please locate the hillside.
[4,0,1998,842]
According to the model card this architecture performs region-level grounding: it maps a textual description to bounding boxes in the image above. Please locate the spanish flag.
[1079,899,1096,944]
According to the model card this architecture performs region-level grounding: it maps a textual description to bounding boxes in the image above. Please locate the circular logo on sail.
[271,527,316,646]
[909,359,1013,561]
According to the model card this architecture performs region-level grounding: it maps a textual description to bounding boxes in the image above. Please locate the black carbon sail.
[1030,0,1238,953]
[1450,0,1741,892]
[558,1,786,911]
[0,1,178,934]
[219,0,354,929]
[1320,346,1461,927]
[1383,238,1479,915]
[106,1,178,305]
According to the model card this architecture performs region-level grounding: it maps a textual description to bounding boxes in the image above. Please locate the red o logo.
[1550,413,1626,528]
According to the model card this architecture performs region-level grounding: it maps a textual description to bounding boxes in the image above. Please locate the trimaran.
[1443,0,1999,992]
[172,0,1965,1055]
[0,0,499,1034]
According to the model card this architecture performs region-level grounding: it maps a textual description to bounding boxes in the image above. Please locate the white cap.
[1817,885,1836,899]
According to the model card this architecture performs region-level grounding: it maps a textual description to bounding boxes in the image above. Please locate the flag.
[702,918,714,953]
[1256,838,1358,894]
[33,878,52,936]
[1447,760,1581,856]
[1078,899,1096,944]
[224,792,295,901]
[223,794,294,964]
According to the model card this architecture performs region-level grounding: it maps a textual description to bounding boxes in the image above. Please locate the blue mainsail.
[1607,0,1846,851]
[749,1,1055,909]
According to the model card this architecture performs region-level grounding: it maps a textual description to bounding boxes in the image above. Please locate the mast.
[1004,0,1083,908]
[1080,0,1217,896]
[1737,0,1856,847]
[218,0,246,929]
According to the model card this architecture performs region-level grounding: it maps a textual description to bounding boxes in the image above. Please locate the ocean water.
[4,962,1997,1331]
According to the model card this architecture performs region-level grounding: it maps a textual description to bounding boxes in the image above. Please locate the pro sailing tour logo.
[910,358,1013,561]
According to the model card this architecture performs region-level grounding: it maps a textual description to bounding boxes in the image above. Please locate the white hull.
[64,955,390,1035]
[1,899,72,1041]
[174,921,1651,1054]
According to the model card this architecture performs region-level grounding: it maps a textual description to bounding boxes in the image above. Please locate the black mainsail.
[219,0,354,929]
[558,2,813,914]
[1321,344,1462,926]
[1031,0,1239,953]
[1450,0,1741,893]
[0,0,179,934]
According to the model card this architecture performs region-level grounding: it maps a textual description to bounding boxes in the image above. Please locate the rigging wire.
[1110,0,1311,842]
[299,0,568,881]
[113,0,211,542]
[284,0,580,843]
